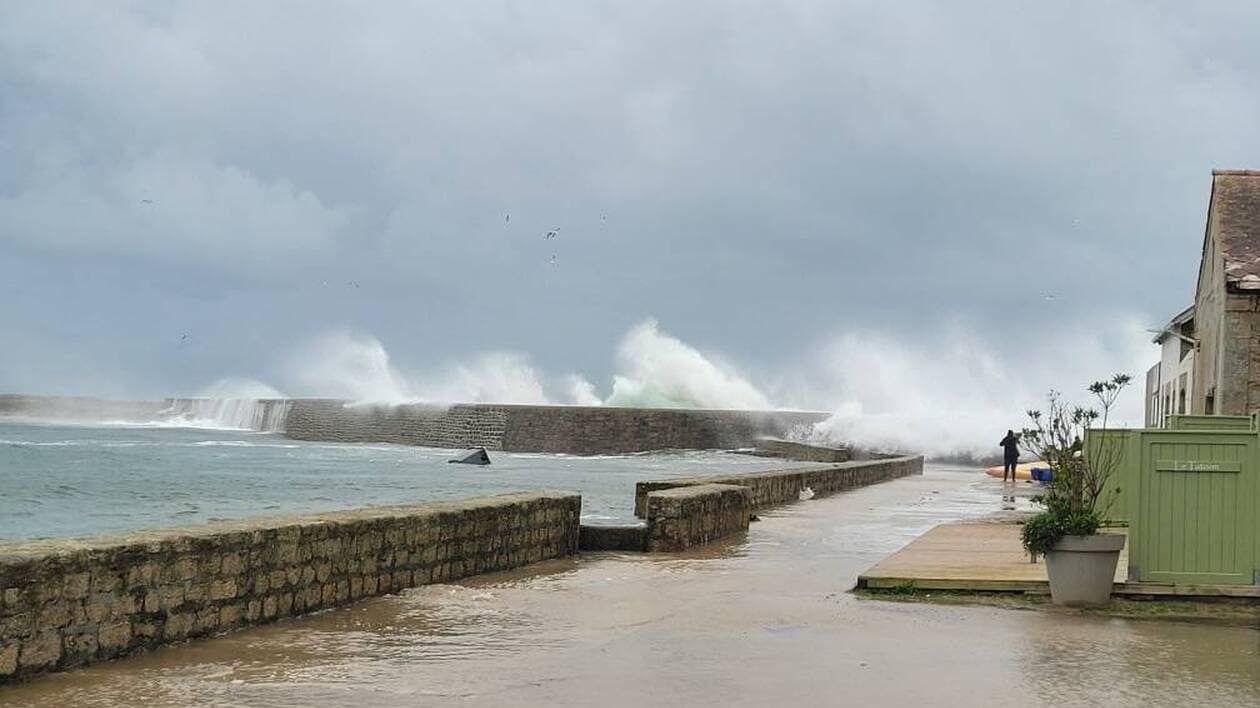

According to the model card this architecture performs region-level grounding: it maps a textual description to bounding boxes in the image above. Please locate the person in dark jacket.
[1000,430,1021,482]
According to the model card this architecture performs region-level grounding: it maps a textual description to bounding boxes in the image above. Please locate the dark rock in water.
[449,448,491,465]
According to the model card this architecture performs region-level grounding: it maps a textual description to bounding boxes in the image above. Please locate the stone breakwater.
[633,456,924,518]
[579,457,924,554]
[284,401,828,455]
[0,395,829,456]
[0,491,580,684]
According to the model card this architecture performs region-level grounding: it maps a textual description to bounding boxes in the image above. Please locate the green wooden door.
[1133,432,1258,585]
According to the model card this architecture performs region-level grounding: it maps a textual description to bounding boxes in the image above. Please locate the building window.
[1205,393,1215,415]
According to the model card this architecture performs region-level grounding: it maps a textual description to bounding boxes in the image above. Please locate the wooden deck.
[858,523,1260,599]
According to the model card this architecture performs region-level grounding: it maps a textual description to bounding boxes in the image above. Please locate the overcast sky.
[4,2,1260,442]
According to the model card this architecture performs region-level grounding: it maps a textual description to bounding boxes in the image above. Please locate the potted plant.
[1019,373,1131,606]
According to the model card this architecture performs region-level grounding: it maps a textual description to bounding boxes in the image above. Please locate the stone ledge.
[0,491,581,684]
[634,456,923,517]
[645,484,752,552]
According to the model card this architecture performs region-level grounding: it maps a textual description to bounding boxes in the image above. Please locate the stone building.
[1146,169,1260,424]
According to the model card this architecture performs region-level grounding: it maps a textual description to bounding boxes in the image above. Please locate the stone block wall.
[578,524,649,552]
[634,456,924,517]
[0,395,168,423]
[644,484,752,552]
[0,395,829,457]
[283,400,510,449]
[744,438,852,463]
[0,491,580,684]
[282,401,827,455]
[497,406,827,455]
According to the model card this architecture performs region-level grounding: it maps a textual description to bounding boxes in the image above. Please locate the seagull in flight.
[505,214,510,225]
[140,199,154,205]
[348,280,360,288]
[549,254,558,266]
[544,228,559,240]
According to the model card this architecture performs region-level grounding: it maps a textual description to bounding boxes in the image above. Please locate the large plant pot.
[1043,533,1125,607]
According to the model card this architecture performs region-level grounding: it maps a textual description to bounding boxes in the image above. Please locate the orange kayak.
[984,461,1045,481]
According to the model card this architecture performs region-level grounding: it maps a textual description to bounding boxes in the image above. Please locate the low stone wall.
[634,456,924,517]
[0,491,580,684]
[743,438,852,463]
[578,524,648,552]
[644,484,752,552]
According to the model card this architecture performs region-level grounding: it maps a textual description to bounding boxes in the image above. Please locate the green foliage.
[1019,373,1130,556]
[1021,499,1102,556]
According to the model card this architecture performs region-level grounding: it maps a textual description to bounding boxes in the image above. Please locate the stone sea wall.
[0,395,829,456]
[283,400,510,449]
[497,406,826,455]
[283,401,828,455]
[0,491,580,684]
[743,438,852,463]
[579,457,923,554]
[644,484,752,552]
[0,395,168,423]
[634,456,924,517]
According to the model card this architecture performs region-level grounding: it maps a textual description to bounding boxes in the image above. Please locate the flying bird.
[544,228,559,240]
[1044,294,1057,301]
[505,214,510,224]
[348,280,360,288]
[548,254,558,266]
[140,199,153,205]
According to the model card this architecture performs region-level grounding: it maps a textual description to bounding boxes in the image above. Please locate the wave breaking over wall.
[157,398,293,432]
[0,394,292,432]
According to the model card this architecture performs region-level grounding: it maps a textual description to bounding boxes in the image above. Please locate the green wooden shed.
[1084,423,1260,585]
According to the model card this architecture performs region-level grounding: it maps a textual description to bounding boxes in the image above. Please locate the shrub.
[1019,373,1130,556]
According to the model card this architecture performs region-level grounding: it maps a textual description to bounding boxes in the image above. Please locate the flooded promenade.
[4,466,1257,707]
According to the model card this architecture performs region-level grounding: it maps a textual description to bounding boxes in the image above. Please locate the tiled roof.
[1211,170,1260,290]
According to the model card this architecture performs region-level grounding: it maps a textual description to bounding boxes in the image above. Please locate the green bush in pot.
[1019,373,1131,558]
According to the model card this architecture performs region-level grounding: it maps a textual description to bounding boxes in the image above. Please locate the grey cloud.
[2,1,1260,399]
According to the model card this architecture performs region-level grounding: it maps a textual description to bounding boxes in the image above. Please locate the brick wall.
[0,491,580,684]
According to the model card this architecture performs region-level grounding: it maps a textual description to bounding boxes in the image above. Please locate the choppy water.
[0,421,816,539]
[4,466,1255,707]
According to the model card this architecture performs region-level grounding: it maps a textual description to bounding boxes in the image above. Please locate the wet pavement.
[4,466,1258,707]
